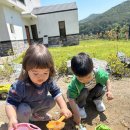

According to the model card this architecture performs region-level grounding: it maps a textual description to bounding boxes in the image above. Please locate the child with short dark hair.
[67,52,113,124]
[6,44,72,130]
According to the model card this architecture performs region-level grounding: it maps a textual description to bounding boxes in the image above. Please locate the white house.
[0,0,79,56]
[32,2,79,46]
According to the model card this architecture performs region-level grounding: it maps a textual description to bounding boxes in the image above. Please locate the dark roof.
[32,2,77,15]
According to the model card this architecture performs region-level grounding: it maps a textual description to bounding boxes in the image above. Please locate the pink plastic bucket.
[11,123,41,130]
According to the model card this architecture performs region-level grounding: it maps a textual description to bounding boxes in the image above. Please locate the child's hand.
[73,114,81,125]
[106,91,114,100]
[8,118,18,130]
[61,108,72,119]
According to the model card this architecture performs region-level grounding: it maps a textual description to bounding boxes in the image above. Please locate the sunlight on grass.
[48,39,130,72]
[13,39,130,73]
[50,39,130,62]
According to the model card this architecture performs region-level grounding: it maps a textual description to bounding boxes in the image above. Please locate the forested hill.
[79,0,130,34]
[79,14,100,23]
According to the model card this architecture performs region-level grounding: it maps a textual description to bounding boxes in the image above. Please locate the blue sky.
[40,0,127,20]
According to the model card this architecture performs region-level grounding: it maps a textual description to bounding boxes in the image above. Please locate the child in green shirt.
[67,52,113,125]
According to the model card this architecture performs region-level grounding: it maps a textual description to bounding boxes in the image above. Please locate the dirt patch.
[0,77,130,130]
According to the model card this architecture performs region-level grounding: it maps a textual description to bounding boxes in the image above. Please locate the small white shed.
[32,2,79,46]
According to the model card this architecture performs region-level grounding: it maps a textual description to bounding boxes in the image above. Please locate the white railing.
[17,0,26,10]
[4,0,26,11]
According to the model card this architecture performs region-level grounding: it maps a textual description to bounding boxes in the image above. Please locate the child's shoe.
[93,100,106,112]
[76,104,87,119]
[30,113,52,121]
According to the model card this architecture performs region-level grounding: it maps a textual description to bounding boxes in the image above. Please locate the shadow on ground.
[0,101,107,130]
[31,101,107,130]
[83,101,107,125]
[32,118,78,130]
[0,120,77,130]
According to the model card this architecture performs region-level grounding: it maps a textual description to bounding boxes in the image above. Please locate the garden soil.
[0,77,130,130]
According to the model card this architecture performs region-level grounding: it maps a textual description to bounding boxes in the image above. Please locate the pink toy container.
[11,123,41,130]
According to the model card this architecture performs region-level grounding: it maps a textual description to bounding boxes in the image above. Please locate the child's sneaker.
[76,104,87,119]
[30,113,52,121]
[93,100,106,112]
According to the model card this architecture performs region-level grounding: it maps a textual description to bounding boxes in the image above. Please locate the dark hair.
[71,52,93,77]
[19,44,55,80]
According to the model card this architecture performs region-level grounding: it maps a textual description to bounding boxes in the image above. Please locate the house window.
[10,24,15,33]
[31,24,38,41]
[59,21,66,40]
[18,0,25,5]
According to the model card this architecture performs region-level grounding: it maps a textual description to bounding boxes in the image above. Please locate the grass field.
[14,39,130,73]
[50,39,130,60]
[49,39,130,72]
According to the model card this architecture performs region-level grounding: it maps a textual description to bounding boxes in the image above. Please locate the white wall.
[37,10,79,38]
[0,5,10,41]
[64,10,79,34]
[25,0,41,12]
[3,5,29,41]
[31,0,41,8]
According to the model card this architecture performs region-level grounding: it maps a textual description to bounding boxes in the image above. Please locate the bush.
[54,56,71,74]
[107,54,125,77]
[13,52,25,63]
[0,61,13,79]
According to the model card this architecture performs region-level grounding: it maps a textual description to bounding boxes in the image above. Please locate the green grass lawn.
[49,39,130,72]
[50,39,130,60]
[14,39,130,73]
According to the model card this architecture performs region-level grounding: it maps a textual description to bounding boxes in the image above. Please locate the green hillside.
[79,14,100,24]
[79,0,130,34]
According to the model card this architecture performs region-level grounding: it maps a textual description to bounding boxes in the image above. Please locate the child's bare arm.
[5,104,18,130]
[55,95,72,119]
[68,99,81,124]
[106,79,114,100]
[106,79,111,92]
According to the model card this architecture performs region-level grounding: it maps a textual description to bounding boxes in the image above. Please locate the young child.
[5,44,72,130]
[67,52,113,124]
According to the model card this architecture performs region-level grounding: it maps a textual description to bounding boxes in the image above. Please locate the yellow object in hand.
[46,116,65,130]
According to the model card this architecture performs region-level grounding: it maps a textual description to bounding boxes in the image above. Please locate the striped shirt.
[85,74,96,91]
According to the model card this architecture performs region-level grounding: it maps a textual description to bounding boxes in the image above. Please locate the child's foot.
[93,99,106,112]
[30,113,52,121]
[76,105,87,119]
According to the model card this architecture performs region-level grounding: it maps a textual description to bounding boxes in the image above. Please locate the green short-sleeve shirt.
[67,68,109,99]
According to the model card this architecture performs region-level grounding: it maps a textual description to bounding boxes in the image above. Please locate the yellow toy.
[0,84,11,99]
[46,115,65,130]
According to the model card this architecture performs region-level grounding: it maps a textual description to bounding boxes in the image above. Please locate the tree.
[121,24,129,40]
